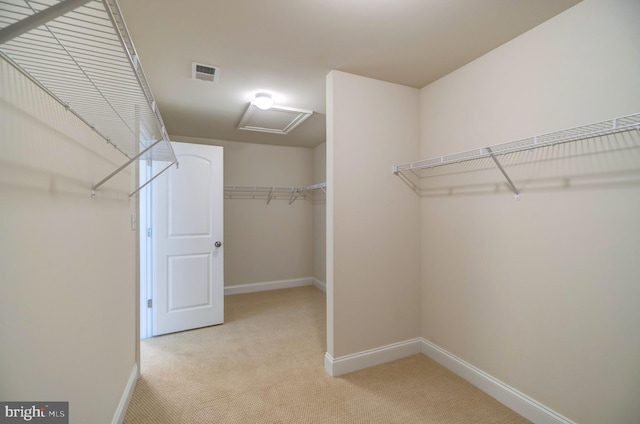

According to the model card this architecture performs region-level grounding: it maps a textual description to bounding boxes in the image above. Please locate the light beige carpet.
[124,286,530,423]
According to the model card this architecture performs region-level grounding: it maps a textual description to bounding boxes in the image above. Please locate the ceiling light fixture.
[253,92,274,110]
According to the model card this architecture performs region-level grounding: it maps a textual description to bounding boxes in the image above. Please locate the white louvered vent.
[192,62,220,83]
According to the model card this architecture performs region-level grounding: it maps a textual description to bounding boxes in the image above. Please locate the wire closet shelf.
[392,113,640,199]
[0,0,177,197]
[225,183,326,205]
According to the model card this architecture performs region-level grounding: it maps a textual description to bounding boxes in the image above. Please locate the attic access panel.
[238,103,313,135]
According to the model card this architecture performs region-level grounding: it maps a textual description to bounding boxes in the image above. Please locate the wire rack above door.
[0,0,177,197]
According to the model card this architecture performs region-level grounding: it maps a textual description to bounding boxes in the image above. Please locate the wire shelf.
[225,183,326,205]
[394,113,640,174]
[0,0,176,197]
[393,113,640,199]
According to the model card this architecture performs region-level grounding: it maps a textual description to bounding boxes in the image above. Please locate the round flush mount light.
[253,92,274,110]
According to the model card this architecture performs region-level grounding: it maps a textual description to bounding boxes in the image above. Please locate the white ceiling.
[118,0,582,149]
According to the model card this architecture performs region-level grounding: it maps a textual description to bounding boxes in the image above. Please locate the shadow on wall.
[0,159,129,201]
[396,130,640,199]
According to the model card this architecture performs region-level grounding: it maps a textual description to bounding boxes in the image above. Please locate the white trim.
[324,352,334,375]
[224,277,315,295]
[111,363,139,424]
[139,163,153,339]
[324,338,422,377]
[419,338,576,424]
[324,337,575,424]
[312,278,326,292]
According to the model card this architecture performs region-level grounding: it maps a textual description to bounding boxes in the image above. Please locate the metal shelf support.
[486,147,520,200]
[129,160,177,199]
[267,188,274,205]
[91,139,162,197]
[289,189,302,205]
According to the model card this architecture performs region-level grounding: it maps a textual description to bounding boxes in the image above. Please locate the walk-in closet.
[2,0,638,423]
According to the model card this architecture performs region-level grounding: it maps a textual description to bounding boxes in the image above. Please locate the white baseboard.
[224,277,315,295]
[325,338,422,377]
[112,363,138,424]
[419,338,576,424]
[312,278,326,292]
[324,337,575,424]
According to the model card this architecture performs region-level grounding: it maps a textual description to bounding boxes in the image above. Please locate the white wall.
[0,58,136,423]
[418,0,640,422]
[327,71,421,358]
[313,142,327,283]
[173,136,315,287]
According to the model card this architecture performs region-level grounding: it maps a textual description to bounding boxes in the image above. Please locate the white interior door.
[152,142,224,336]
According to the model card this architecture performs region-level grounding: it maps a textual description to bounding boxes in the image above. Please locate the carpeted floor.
[124,286,530,423]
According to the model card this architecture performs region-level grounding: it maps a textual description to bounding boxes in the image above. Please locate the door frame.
[139,160,155,340]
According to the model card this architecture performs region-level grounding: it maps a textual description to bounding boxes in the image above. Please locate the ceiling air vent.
[192,62,220,83]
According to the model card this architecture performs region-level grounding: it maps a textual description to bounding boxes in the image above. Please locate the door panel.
[168,155,211,237]
[152,142,223,336]
[168,253,211,311]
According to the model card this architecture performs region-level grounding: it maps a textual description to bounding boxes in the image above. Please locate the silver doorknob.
[215,241,222,248]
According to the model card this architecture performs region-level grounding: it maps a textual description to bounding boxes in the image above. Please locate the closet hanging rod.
[393,112,640,175]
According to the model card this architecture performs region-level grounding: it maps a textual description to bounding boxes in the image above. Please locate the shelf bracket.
[289,189,300,205]
[91,138,163,197]
[0,0,93,45]
[129,160,177,199]
[267,187,274,205]
[486,147,521,200]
